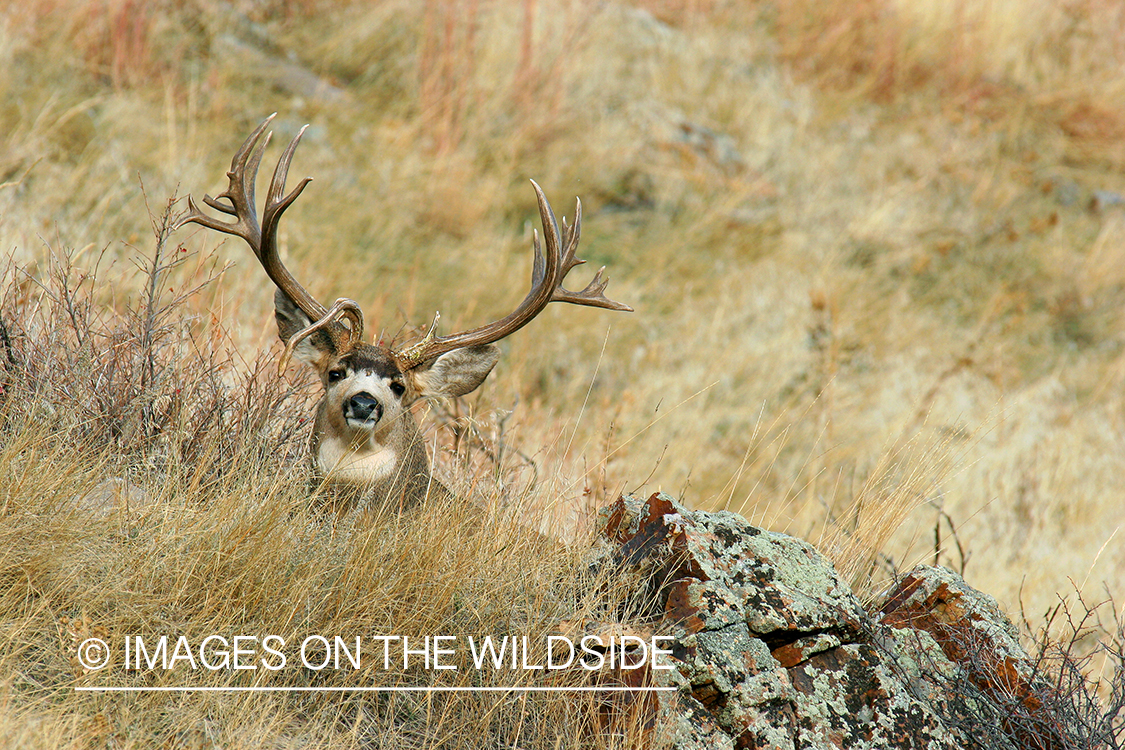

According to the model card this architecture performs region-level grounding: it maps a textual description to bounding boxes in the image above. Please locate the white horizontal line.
[74,686,676,693]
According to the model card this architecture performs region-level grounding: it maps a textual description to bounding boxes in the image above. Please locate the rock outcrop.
[592,493,1070,750]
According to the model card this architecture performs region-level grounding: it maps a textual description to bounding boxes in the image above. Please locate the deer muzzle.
[345,393,382,425]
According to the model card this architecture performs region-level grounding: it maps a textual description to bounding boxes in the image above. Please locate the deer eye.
[389,381,406,397]
[327,368,346,384]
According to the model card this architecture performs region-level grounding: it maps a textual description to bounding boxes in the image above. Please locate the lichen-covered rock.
[593,493,1049,749]
[880,566,1065,750]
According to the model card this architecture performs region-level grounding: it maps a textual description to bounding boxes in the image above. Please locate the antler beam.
[394,180,632,369]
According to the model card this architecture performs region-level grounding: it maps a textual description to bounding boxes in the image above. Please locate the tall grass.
[0,201,657,746]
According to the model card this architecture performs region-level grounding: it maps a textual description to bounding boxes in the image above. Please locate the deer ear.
[274,289,334,367]
[408,344,500,400]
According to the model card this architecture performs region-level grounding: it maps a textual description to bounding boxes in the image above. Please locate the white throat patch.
[318,436,398,485]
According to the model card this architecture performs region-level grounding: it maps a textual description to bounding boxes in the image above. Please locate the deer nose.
[346,393,382,423]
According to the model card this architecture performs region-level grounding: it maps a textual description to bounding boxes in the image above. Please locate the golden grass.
[0,230,653,747]
[2,0,1125,742]
[0,421,640,746]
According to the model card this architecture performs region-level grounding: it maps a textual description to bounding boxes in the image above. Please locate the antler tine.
[255,124,328,323]
[548,198,633,311]
[393,180,631,369]
[176,114,275,242]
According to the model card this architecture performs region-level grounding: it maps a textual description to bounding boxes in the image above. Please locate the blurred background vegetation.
[2,0,1124,680]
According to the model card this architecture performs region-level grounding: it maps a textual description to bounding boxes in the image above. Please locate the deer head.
[176,114,631,507]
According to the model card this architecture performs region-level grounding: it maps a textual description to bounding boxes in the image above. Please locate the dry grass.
[0,205,656,746]
[2,0,1125,744]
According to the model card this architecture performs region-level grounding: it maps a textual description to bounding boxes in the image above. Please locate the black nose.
[346,393,382,423]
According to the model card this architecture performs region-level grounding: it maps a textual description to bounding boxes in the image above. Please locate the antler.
[393,180,632,369]
[176,114,364,371]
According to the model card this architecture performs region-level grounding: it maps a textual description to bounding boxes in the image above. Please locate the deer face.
[321,348,408,442]
[275,289,498,468]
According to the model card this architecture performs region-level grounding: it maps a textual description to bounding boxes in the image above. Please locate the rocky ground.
[590,494,1119,749]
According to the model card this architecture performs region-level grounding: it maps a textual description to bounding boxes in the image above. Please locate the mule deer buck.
[177,115,631,509]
